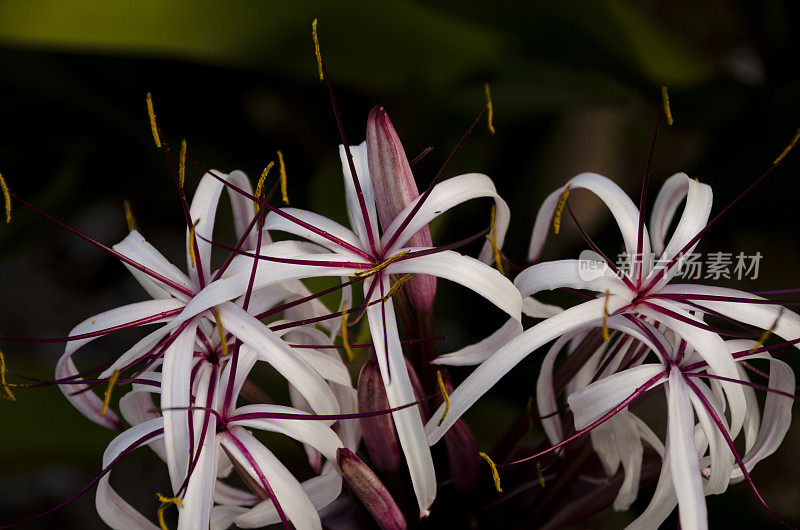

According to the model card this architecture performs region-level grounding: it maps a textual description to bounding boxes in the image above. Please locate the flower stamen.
[100,370,119,416]
[661,85,674,126]
[277,150,289,206]
[382,274,412,302]
[155,492,183,530]
[340,302,354,362]
[188,218,201,268]
[602,291,611,342]
[0,172,11,223]
[254,161,275,212]
[749,308,784,353]
[553,184,571,235]
[484,83,496,135]
[479,451,503,493]
[0,346,16,401]
[312,18,323,81]
[123,199,137,232]
[213,308,229,357]
[773,126,800,165]
[146,92,161,148]
[485,204,505,275]
[178,139,187,188]
[436,370,450,426]
[355,250,411,278]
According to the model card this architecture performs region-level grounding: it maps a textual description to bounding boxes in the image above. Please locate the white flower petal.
[114,230,193,300]
[666,368,707,530]
[213,482,259,506]
[380,173,510,263]
[387,248,522,321]
[514,259,631,300]
[102,417,165,468]
[366,276,436,517]
[611,412,644,512]
[217,303,338,415]
[687,379,734,495]
[536,334,575,444]
[211,505,247,530]
[567,364,666,429]
[433,318,523,367]
[522,296,563,318]
[226,170,263,249]
[340,142,380,252]
[626,447,677,530]
[119,389,168,461]
[187,171,228,284]
[96,475,159,530]
[221,427,322,530]
[55,352,121,430]
[263,207,364,259]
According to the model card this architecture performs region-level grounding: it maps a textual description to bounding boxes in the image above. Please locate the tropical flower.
[184,108,523,516]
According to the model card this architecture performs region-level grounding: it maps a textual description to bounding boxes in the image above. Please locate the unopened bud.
[443,419,481,491]
[367,107,436,310]
[337,448,407,530]
[358,358,400,471]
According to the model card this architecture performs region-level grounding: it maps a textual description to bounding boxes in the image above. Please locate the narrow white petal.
[55,352,121,430]
[113,231,194,300]
[626,446,678,530]
[340,142,380,251]
[387,248,522,321]
[187,171,228,284]
[263,207,364,258]
[102,417,165,468]
[611,412,644,511]
[366,277,436,516]
[536,334,575,444]
[514,259,631,299]
[666,368,707,530]
[211,505,247,530]
[225,170,264,249]
[687,379,733,495]
[96,475,159,530]
[432,318,523,367]
[522,296,563,318]
[221,427,322,530]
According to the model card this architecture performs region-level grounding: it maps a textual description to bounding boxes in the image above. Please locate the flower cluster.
[2,59,800,530]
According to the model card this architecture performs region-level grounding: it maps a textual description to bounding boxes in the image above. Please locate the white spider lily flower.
[179,124,521,515]
[95,343,349,530]
[427,172,800,445]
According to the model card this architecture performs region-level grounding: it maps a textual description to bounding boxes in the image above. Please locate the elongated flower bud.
[337,448,407,530]
[367,107,436,310]
[358,358,400,471]
[438,369,479,490]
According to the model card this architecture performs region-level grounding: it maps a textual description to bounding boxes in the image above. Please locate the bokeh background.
[1,0,799,528]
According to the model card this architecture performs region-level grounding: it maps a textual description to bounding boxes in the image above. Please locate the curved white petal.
[211,505,247,530]
[626,446,678,530]
[522,296,563,318]
[213,481,259,506]
[611,411,644,511]
[186,171,228,284]
[102,417,165,468]
[666,368,707,530]
[226,170,263,250]
[687,379,733,495]
[55,353,121,430]
[568,364,666,429]
[387,248,522,321]
[119,389,168,461]
[96,475,159,530]
[536,334,575,444]
[263,207,364,259]
[380,173,510,264]
[217,303,338,415]
[113,231,193,300]
[340,142,380,251]
[221,427,322,530]
[99,324,174,379]
[527,173,650,271]
[366,276,435,517]
[234,462,342,528]
[433,318,523,366]
[514,259,632,299]
[231,405,344,462]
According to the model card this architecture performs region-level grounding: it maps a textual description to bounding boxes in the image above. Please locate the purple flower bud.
[367,107,436,310]
[358,358,400,471]
[337,447,407,530]
[443,419,481,491]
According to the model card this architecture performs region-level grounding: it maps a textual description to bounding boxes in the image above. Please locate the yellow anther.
[602,291,610,342]
[254,161,274,213]
[383,274,412,302]
[355,250,411,278]
[0,347,16,401]
[535,461,546,488]
[484,83,496,135]
[100,370,119,416]
[340,303,354,362]
[773,127,800,165]
[146,92,161,148]
[750,308,784,353]
[123,200,137,232]
[436,370,450,426]
[156,492,183,530]
[485,204,505,276]
[553,184,571,235]
[312,18,324,81]
[277,150,289,206]
[0,172,10,223]
[179,139,187,188]
[479,451,503,493]
[213,308,229,356]
[188,218,201,268]
[661,85,674,126]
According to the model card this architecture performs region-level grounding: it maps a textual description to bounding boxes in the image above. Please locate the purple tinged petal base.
[337,448,407,530]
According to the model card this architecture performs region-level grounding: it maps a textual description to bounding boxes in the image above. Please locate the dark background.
[0,1,799,527]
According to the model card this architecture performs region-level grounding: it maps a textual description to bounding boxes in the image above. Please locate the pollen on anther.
[312,18,324,81]
[340,303,354,362]
[383,274,412,302]
[0,172,11,223]
[479,451,503,493]
[146,92,161,148]
[773,127,800,166]
[553,185,571,235]
[661,85,674,126]
[486,204,505,276]
[123,200,137,232]
[254,162,274,213]
[0,347,16,401]
[484,83,496,135]
[156,492,183,530]
[179,139,187,188]
[214,308,229,356]
[277,150,289,206]
[436,370,450,426]
[100,370,120,416]
[188,218,201,268]
[602,291,611,342]
[750,308,784,353]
